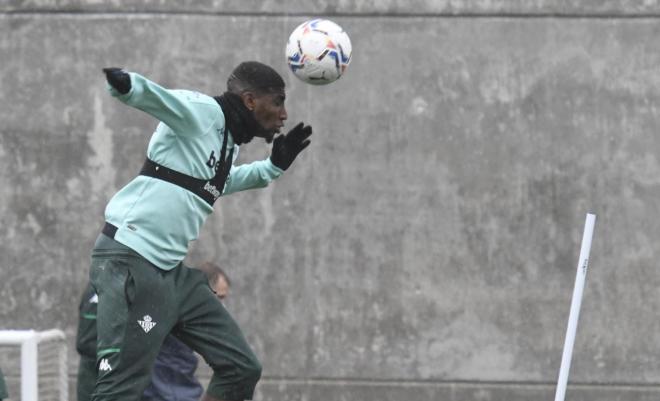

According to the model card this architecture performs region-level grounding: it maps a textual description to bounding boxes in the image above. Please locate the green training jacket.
[104,72,283,270]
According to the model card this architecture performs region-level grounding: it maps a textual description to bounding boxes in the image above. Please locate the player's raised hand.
[270,122,312,170]
[102,67,131,94]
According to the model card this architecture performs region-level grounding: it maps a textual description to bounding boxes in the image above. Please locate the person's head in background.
[198,261,231,301]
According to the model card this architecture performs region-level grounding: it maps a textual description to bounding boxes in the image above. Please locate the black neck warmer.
[214,92,263,145]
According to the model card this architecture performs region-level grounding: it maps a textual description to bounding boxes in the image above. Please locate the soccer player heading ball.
[77,61,312,401]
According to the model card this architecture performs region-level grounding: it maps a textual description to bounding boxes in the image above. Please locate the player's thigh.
[90,253,134,355]
[89,253,177,400]
[175,272,260,374]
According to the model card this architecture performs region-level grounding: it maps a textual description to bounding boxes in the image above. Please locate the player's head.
[227,61,287,142]
[198,261,231,301]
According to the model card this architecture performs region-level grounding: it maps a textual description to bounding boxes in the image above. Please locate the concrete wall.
[2,1,660,400]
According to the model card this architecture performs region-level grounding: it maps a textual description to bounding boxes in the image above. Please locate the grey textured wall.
[2,1,660,400]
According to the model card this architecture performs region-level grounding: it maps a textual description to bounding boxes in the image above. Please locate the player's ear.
[241,91,257,111]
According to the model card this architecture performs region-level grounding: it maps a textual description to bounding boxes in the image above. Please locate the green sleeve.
[108,72,217,137]
[223,158,284,196]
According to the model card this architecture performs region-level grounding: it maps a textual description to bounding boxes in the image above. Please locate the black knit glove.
[270,122,312,170]
[102,67,131,94]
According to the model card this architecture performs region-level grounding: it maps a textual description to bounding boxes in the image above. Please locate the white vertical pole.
[554,213,596,401]
[21,331,38,401]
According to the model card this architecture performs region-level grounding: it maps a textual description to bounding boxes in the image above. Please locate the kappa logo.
[99,358,112,372]
[138,315,157,333]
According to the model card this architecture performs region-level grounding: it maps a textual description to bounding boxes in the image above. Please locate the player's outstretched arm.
[270,122,312,171]
[101,67,213,137]
[221,123,312,196]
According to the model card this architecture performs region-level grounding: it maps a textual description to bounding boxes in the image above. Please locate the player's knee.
[211,354,261,385]
[208,356,261,400]
[242,356,262,384]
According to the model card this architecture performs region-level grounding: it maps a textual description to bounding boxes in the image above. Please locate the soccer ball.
[285,19,352,85]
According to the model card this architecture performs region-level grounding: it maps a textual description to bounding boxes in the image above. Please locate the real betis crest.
[138,315,157,333]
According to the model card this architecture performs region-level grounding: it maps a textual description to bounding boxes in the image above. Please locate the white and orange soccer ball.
[285,19,352,85]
